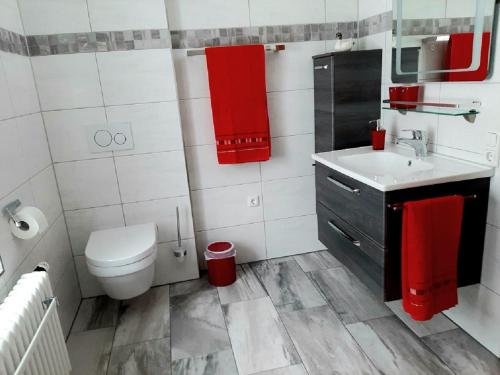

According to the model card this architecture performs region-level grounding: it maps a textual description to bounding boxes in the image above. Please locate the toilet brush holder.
[174,206,186,263]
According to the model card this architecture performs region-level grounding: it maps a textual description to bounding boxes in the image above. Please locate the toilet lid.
[85,223,158,268]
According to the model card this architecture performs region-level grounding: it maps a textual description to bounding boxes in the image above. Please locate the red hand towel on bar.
[402,196,464,321]
[205,45,271,164]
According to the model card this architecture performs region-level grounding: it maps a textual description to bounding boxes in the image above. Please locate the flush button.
[94,130,113,147]
[114,132,127,145]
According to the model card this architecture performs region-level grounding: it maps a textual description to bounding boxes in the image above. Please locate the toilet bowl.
[85,223,158,300]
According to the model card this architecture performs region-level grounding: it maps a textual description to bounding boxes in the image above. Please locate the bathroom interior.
[1,0,500,374]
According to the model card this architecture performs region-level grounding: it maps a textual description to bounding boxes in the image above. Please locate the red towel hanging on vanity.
[205,45,271,164]
[402,196,464,321]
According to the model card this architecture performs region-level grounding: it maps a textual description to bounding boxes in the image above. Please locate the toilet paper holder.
[2,199,30,232]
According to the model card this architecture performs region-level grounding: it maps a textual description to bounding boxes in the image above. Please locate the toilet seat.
[85,222,158,268]
[87,251,157,278]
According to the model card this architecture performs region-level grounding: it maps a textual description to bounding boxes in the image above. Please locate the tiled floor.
[66,251,500,375]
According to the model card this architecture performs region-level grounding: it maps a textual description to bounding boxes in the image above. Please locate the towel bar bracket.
[387,194,478,211]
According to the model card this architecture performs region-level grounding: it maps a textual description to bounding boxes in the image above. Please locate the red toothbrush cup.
[371,129,386,150]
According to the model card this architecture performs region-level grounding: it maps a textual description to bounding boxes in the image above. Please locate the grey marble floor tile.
[423,329,500,375]
[293,251,341,272]
[171,349,238,375]
[223,296,301,375]
[385,299,457,338]
[113,285,170,347]
[266,256,295,264]
[280,305,379,375]
[107,338,171,375]
[170,273,213,297]
[252,260,326,312]
[71,296,120,333]
[347,316,454,375]
[218,264,267,305]
[66,327,115,375]
[310,267,392,324]
[171,288,231,361]
[255,364,308,374]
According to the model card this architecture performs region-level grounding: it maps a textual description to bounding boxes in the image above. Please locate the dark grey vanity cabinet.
[313,50,382,153]
[315,162,490,301]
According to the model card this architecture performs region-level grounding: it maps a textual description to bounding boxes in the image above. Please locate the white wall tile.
[179,98,215,146]
[482,224,500,294]
[106,102,184,156]
[358,0,388,20]
[165,0,250,30]
[114,151,189,203]
[249,0,325,26]
[55,260,81,337]
[172,51,210,100]
[1,52,40,116]
[487,171,500,227]
[97,49,177,106]
[260,134,315,181]
[31,54,103,111]
[74,255,104,298]
[268,89,314,137]
[186,144,261,190]
[17,113,51,178]
[30,166,63,226]
[55,158,121,210]
[262,175,315,221]
[191,183,263,231]
[326,0,358,22]
[266,41,326,92]
[0,119,27,197]
[195,222,267,265]
[265,214,325,258]
[0,0,24,34]
[65,205,125,256]
[18,0,91,35]
[87,0,168,32]
[154,239,199,286]
[401,0,446,19]
[0,56,15,121]
[123,196,194,243]
[437,83,500,154]
[43,107,109,163]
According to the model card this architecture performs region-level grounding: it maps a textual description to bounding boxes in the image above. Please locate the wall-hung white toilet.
[85,223,158,300]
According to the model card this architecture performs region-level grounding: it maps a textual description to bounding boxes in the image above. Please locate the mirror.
[392,0,497,83]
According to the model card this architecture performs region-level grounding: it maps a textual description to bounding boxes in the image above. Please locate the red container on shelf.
[206,241,237,287]
[399,86,420,109]
[389,86,401,108]
[371,129,386,150]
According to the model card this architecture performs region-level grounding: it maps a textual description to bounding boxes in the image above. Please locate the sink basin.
[337,152,434,178]
[312,145,494,191]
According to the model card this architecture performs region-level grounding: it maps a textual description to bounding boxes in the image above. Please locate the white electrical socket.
[247,195,260,207]
[485,131,500,167]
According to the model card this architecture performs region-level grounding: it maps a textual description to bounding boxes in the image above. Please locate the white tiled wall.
[21,0,198,298]
[362,0,500,356]
[0,3,80,336]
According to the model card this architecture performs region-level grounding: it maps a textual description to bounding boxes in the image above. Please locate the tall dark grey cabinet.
[313,49,382,152]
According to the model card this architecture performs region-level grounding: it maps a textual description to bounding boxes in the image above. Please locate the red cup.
[371,129,386,150]
[399,86,420,109]
[389,86,401,108]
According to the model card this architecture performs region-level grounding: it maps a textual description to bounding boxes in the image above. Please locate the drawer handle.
[314,65,328,70]
[327,176,361,195]
[328,221,361,247]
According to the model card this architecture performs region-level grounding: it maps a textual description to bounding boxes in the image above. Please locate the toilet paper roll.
[9,206,49,240]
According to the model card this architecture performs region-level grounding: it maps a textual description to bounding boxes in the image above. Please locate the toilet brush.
[173,206,187,262]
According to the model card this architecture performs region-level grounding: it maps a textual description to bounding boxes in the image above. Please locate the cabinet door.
[314,56,333,153]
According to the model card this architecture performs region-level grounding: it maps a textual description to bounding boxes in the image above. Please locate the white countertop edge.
[312,150,495,192]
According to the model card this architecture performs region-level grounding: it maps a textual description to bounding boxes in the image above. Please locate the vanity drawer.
[316,163,385,245]
[317,202,385,298]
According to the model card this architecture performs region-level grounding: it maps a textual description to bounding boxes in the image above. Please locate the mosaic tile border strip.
[0,27,28,56]
[27,29,171,56]
[170,22,358,49]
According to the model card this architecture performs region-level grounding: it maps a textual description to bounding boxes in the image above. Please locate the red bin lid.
[207,241,233,253]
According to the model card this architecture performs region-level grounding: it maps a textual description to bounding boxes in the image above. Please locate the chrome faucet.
[396,129,428,158]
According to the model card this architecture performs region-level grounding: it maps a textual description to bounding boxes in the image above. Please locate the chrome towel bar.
[187,43,285,56]
[387,194,478,211]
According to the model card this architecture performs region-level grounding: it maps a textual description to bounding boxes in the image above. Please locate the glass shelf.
[382,100,481,123]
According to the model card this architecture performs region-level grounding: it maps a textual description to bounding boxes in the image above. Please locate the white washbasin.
[312,145,494,191]
[337,151,434,178]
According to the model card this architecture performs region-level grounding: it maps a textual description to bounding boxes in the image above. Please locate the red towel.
[205,45,271,164]
[402,196,464,321]
[447,32,491,81]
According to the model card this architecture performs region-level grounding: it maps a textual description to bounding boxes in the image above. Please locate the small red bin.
[206,241,237,287]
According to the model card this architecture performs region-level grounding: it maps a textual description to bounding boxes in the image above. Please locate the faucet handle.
[401,129,426,140]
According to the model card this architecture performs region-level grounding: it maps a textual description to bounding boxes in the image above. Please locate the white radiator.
[0,272,71,375]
